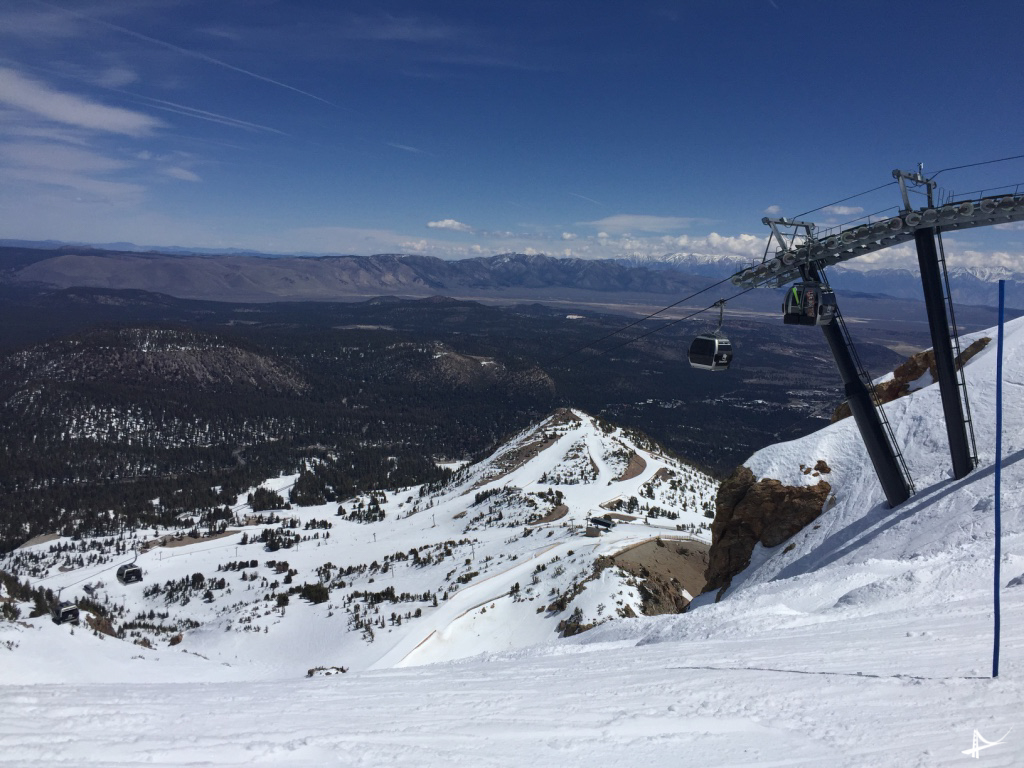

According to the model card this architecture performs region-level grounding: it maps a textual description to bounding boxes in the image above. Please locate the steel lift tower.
[731,168,1024,505]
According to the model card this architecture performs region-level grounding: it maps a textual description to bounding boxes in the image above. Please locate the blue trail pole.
[993,279,1004,679]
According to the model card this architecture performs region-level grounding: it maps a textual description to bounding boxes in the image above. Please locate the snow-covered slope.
[0,409,716,680]
[2,319,1024,766]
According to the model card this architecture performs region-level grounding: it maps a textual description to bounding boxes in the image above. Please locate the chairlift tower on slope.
[730,167,1024,506]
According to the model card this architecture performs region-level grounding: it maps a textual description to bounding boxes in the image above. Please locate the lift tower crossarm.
[732,192,1024,290]
[893,166,936,211]
[762,216,817,254]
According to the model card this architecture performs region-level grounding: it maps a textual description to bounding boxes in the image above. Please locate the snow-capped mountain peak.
[0,408,718,679]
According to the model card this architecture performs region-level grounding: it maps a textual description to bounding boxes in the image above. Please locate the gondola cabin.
[688,334,733,371]
[116,563,143,584]
[51,600,79,625]
[783,282,836,326]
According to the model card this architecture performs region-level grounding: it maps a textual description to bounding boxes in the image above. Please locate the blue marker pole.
[993,279,1004,679]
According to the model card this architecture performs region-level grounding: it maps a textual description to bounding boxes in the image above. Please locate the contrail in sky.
[569,192,604,206]
[140,97,289,135]
[31,0,336,107]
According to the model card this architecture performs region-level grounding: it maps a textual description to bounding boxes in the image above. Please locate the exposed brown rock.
[703,466,831,597]
[612,539,709,614]
[832,338,990,422]
[85,613,117,638]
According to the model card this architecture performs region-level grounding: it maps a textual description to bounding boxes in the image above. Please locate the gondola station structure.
[725,166,1024,507]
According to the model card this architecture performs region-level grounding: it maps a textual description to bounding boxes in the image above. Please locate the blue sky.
[1,0,1023,268]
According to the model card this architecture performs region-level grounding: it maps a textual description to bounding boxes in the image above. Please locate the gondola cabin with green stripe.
[783,281,836,326]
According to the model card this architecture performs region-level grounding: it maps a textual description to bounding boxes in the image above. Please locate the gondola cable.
[554,284,759,372]
[931,153,1024,178]
[548,233,770,370]
[545,272,739,370]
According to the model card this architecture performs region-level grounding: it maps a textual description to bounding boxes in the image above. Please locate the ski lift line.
[544,273,738,369]
[32,552,144,588]
[792,181,898,220]
[549,233,777,371]
[932,152,1024,178]
[572,285,758,367]
[790,153,1024,220]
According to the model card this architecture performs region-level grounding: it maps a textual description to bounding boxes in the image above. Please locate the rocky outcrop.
[703,466,831,598]
[832,338,990,422]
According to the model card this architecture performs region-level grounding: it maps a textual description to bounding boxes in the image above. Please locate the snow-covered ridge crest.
[0,408,718,682]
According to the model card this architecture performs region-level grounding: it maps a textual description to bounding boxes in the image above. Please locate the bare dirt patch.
[613,453,647,482]
[528,504,568,526]
[468,409,580,491]
[17,533,60,549]
[612,538,709,612]
[469,435,558,492]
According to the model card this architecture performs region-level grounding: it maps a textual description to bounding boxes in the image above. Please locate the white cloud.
[342,15,462,44]
[3,121,90,146]
[824,205,864,216]
[580,214,699,233]
[0,67,161,136]
[94,67,139,89]
[763,204,782,215]
[164,167,201,182]
[0,8,81,41]
[3,166,145,205]
[427,218,472,232]
[704,232,765,259]
[0,141,128,173]
[561,232,577,240]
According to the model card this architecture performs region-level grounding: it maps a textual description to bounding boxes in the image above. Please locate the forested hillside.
[0,285,908,551]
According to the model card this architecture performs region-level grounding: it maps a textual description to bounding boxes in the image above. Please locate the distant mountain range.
[620,252,1024,308]
[0,245,712,304]
[2,240,1021,308]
